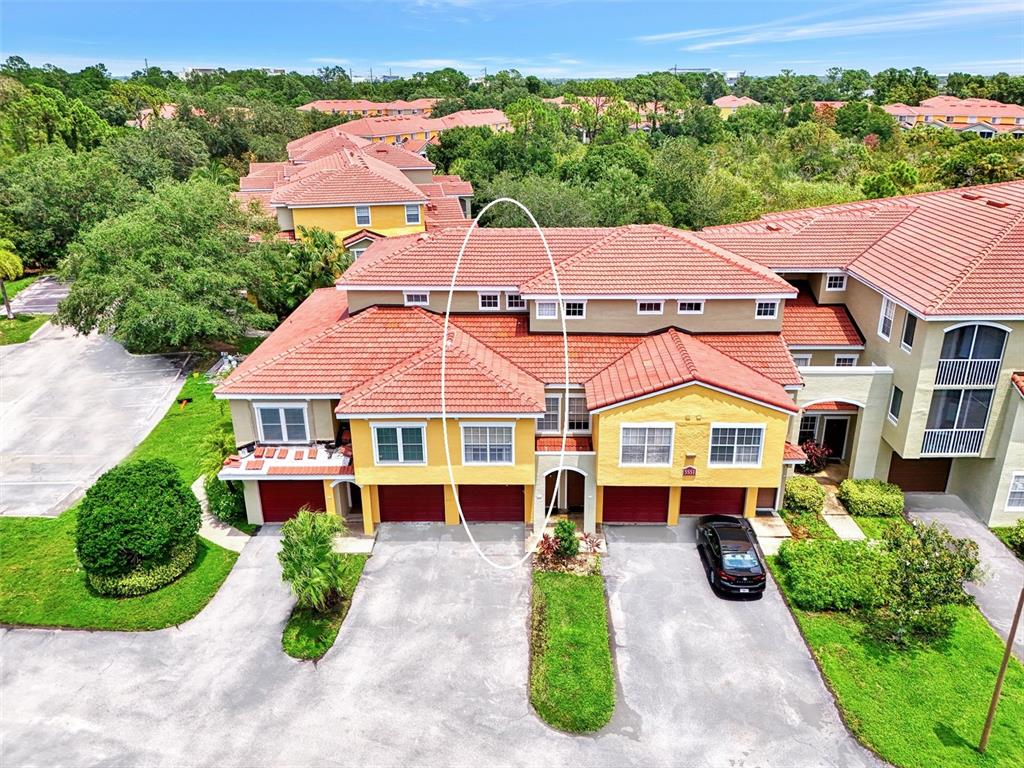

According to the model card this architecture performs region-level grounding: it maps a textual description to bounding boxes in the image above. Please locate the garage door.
[603,486,668,524]
[679,487,745,516]
[377,484,445,522]
[259,480,326,523]
[459,484,523,522]
[887,454,951,492]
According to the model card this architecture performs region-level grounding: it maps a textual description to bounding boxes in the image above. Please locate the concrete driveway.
[9,276,68,315]
[1,523,880,767]
[0,323,187,516]
[906,493,1024,661]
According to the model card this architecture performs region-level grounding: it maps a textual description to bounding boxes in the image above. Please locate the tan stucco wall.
[401,169,434,185]
[528,298,784,334]
[345,289,517,314]
[789,349,863,366]
[227,398,339,446]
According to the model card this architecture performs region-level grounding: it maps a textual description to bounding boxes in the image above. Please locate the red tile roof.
[698,181,1024,317]
[782,287,863,347]
[297,98,439,114]
[1012,372,1024,399]
[784,442,807,463]
[286,126,371,164]
[714,95,760,108]
[271,149,428,207]
[337,109,509,140]
[536,436,593,452]
[803,401,860,412]
[361,142,435,170]
[423,197,471,229]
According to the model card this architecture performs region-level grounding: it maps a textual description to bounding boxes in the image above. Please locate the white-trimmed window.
[563,301,586,319]
[878,297,895,340]
[537,396,560,432]
[825,274,847,291]
[901,314,917,352]
[462,424,514,465]
[256,404,309,443]
[709,425,764,467]
[403,291,429,306]
[351,247,368,259]
[536,301,558,319]
[355,206,371,227]
[888,386,903,425]
[620,424,674,466]
[372,423,426,464]
[677,301,705,315]
[478,292,500,311]
[506,293,526,311]
[567,396,590,432]
[1007,473,1024,511]
[755,300,779,319]
[834,354,858,367]
[637,300,663,315]
[792,353,812,367]
[404,204,421,225]
[798,415,818,444]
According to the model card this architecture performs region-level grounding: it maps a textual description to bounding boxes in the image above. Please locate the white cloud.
[310,57,349,65]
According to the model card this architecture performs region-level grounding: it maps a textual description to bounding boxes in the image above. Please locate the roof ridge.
[657,226,795,290]
[667,329,697,374]
[516,226,639,290]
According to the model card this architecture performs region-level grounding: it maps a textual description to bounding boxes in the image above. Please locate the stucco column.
[524,484,534,525]
[743,487,758,518]
[242,480,264,525]
[667,486,681,526]
[583,472,597,534]
[322,480,337,516]
[443,484,459,525]
[595,485,604,525]
[360,485,375,535]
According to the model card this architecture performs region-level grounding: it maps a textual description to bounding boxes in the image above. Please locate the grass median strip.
[0,314,49,345]
[282,554,369,660]
[530,569,615,733]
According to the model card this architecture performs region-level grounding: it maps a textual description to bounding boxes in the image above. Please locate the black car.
[696,515,767,596]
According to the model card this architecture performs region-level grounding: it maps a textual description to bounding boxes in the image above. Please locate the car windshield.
[721,550,759,569]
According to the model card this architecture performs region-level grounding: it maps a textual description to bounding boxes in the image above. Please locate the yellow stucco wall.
[350,417,537,487]
[292,204,425,240]
[593,384,791,490]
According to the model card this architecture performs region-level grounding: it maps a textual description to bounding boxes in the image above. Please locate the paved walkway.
[2,523,881,767]
[0,323,187,516]
[906,493,1024,661]
[9,276,68,315]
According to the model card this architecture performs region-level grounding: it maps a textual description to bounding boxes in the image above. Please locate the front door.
[822,417,849,462]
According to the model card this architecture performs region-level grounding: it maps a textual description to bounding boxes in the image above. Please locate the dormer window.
[825,274,847,291]
[536,301,558,319]
[637,300,664,315]
[677,301,704,315]
[563,301,586,319]
[506,293,526,311]
[405,204,421,225]
[404,291,429,306]
[478,292,500,311]
[755,300,779,319]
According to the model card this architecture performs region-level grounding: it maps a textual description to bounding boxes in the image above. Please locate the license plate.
[739,588,749,593]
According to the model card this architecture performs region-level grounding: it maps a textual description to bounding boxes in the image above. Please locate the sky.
[2,0,1022,80]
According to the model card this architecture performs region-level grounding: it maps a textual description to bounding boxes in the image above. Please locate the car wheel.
[706,565,717,590]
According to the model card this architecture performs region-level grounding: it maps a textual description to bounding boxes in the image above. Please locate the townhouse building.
[297,98,439,117]
[883,95,1024,138]
[333,108,510,145]
[217,182,1024,535]
[713,95,761,118]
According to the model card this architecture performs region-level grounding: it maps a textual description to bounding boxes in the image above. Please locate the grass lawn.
[854,515,912,540]
[0,314,49,345]
[0,510,237,630]
[530,569,615,733]
[282,554,368,660]
[775,574,1024,767]
[992,528,1022,561]
[780,508,838,540]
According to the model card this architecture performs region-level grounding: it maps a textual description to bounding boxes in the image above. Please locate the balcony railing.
[934,358,1001,387]
[921,428,984,456]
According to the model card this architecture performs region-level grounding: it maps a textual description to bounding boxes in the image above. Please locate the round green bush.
[783,475,826,516]
[1006,519,1024,557]
[76,458,201,578]
[838,478,904,517]
[204,475,245,524]
[86,539,198,596]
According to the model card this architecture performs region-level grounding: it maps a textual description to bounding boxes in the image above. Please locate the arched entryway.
[543,467,586,516]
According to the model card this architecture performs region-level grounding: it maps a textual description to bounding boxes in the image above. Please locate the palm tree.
[190,161,236,186]
[0,238,24,320]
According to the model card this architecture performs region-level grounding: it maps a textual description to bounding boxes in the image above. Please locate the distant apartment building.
[297,98,440,117]
[713,95,760,118]
[331,108,510,145]
[813,96,1024,139]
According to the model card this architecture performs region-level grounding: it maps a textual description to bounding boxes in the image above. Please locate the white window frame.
[506,293,526,311]
[636,300,664,315]
[798,414,818,444]
[887,386,903,425]
[792,353,812,367]
[834,354,859,366]
[567,395,591,433]
[537,395,561,433]
[677,301,705,315]
[878,297,895,341]
[255,402,310,444]
[754,300,779,320]
[535,301,558,319]
[478,292,500,311]
[619,422,675,467]
[371,421,427,465]
[1007,472,1024,512]
[403,291,429,306]
[901,313,917,353]
[351,247,368,259]
[825,274,847,291]
[354,205,371,227]
[460,422,515,466]
[708,423,765,468]
[563,300,586,319]
[404,204,421,225]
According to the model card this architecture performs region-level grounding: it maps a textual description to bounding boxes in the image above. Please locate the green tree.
[278,509,349,612]
[937,137,1024,187]
[0,238,23,319]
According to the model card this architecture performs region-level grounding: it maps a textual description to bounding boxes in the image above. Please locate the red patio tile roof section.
[804,401,859,412]
[784,442,807,463]
[782,288,864,347]
[267,465,353,476]
[536,436,593,452]
[584,329,798,413]
[698,181,1024,317]
[271,149,427,207]
[1012,372,1024,399]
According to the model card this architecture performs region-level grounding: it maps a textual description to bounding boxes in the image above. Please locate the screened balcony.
[921,389,991,456]
[934,324,1006,388]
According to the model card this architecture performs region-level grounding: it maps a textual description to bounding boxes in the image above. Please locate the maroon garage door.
[259,480,326,523]
[603,486,669,524]
[377,484,445,522]
[459,484,523,522]
[887,454,951,493]
[679,487,745,516]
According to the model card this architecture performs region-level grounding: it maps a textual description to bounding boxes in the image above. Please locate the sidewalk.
[10,275,69,315]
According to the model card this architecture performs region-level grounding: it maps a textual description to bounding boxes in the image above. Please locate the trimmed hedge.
[86,539,198,596]
[838,478,904,517]
[775,539,892,611]
[204,475,245,524]
[784,476,826,516]
[1003,519,1024,558]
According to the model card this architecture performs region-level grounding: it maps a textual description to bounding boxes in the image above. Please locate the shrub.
[795,440,831,474]
[76,459,201,578]
[86,539,197,596]
[838,478,904,517]
[554,519,580,558]
[278,509,348,613]
[1005,519,1024,557]
[784,476,826,516]
[204,475,245,524]
[775,539,892,611]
